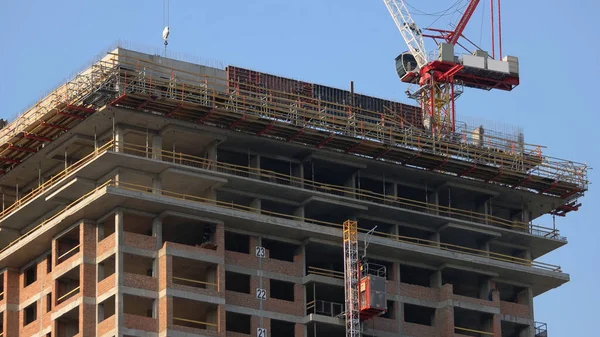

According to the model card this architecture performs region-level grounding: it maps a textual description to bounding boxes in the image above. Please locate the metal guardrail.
[173,317,217,328]
[535,322,548,337]
[56,244,81,264]
[307,299,344,318]
[172,276,218,290]
[56,286,80,304]
[455,326,494,336]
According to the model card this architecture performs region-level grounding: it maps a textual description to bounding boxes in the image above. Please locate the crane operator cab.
[395,52,419,83]
[358,259,387,321]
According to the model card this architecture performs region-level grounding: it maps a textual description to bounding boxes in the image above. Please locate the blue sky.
[0,0,597,335]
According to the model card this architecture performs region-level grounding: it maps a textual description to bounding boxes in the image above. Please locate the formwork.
[0,47,588,213]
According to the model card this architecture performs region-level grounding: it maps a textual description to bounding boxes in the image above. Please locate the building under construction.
[0,45,587,337]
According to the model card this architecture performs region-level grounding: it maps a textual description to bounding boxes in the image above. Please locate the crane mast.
[343,220,360,337]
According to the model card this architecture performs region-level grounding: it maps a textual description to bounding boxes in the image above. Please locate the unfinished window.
[24,265,37,287]
[225,272,250,294]
[442,269,487,299]
[46,293,52,312]
[56,226,80,265]
[226,312,251,334]
[24,302,37,326]
[123,253,154,277]
[173,257,218,290]
[0,274,4,301]
[123,294,154,318]
[163,216,217,249]
[56,266,80,305]
[262,238,298,262]
[496,282,528,304]
[98,215,116,241]
[271,319,295,337]
[404,303,435,326]
[380,301,395,319]
[98,255,116,282]
[400,265,433,287]
[173,297,218,331]
[225,232,250,254]
[56,306,79,337]
[46,255,52,273]
[261,200,297,217]
[98,296,115,323]
[270,279,294,301]
[454,307,493,336]
[123,213,153,236]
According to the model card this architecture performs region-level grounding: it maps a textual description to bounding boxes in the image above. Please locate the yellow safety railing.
[56,244,81,263]
[117,141,560,239]
[56,286,80,304]
[111,180,560,272]
[172,276,218,290]
[307,266,344,279]
[455,326,494,336]
[173,317,217,328]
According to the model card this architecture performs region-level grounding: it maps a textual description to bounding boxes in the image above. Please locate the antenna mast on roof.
[162,0,170,57]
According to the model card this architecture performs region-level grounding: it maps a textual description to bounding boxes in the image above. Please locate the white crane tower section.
[383,0,428,69]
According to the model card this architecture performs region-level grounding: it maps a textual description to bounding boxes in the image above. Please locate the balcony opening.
[46,255,52,273]
[380,300,395,319]
[262,238,298,262]
[440,229,482,251]
[24,302,37,326]
[400,265,434,287]
[226,312,251,334]
[98,214,116,241]
[163,216,217,250]
[225,272,250,294]
[501,321,529,337]
[123,294,154,318]
[442,268,487,300]
[306,283,345,317]
[56,306,79,337]
[173,297,218,331]
[307,322,346,337]
[358,176,386,195]
[24,264,37,287]
[56,266,80,305]
[270,279,294,301]
[216,149,249,168]
[98,295,115,323]
[123,253,154,277]
[172,256,218,290]
[216,190,255,210]
[271,319,295,337]
[496,282,528,304]
[225,231,250,254]
[98,255,116,282]
[307,159,356,189]
[403,303,434,326]
[397,224,435,242]
[357,219,394,235]
[56,226,80,265]
[396,185,427,203]
[490,243,529,262]
[123,213,153,237]
[260,156,296,184]
[305,243,343,278]
[261,200,298,218]
[0,312,3,335]
[454,307,493,336]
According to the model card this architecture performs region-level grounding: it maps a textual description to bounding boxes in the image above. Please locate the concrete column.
[152,135,163,161]
[430,270,442,288]
[152,175,162,195]
[293,206,305,219]
[250,154,260,179]
[80,222,97,336]
[484,199,490,224]
[344,173,357,199]
[251,198,262,213]
[430,231,441,248]
[114,211,124,331]
[292,163,304,188]
[115,126,124,152]
[153,217,163,250]
[479,240,490,257]
[206,141,218,171]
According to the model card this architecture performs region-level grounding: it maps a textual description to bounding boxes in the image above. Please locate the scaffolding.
[0,48,589,210]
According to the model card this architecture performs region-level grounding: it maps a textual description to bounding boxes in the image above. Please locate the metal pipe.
[498,0,503,59]
[490,0,495,58]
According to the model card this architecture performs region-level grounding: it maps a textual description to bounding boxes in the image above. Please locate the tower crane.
[383,0,520,136]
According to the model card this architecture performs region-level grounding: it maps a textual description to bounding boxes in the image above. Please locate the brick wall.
[98,274,116,296]
[403,322,437,337]
[97,233,116,257]
[124,272,158,291]
[400,282,440,301]
[500,301,531,318]
[123,231,157,250]
[124,313,158,332]
[97,314,116,336]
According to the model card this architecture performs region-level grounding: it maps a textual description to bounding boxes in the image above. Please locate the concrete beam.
[439,263,499,277]
[438,222,502,238]
[436,181,500,197]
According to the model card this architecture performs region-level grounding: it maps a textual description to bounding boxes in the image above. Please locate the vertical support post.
[498,0,503,59]
[343,220,360,337]
[490,0,495,59]
[114,210,124,331]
